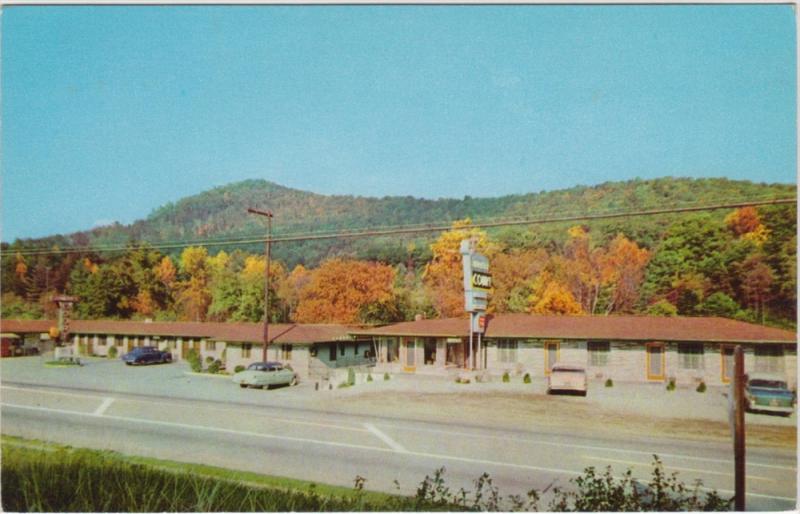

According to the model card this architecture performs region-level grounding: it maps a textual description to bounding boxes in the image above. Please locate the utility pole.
[247,208,273,362]
[733,345,746,511]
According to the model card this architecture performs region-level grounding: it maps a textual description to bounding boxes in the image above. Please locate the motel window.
[678,343,704,370]
[242,344,252,359]
[205,341,217,351]
[329,343,337,361]
[340,343,345,356]
[192,340,200,352]
[587,341,610,367]
[99,337,106,347]
[755,346,784,373]
[281,344,292,360]
[116,337,123,347]
[386,338,399,363]
[497,340,518,364]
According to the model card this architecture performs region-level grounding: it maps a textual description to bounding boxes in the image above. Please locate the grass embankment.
[0,436,419,512]
[0,436,734,512]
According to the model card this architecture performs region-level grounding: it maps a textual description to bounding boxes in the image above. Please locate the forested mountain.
[2,177,796,328]
[4,177,795,268]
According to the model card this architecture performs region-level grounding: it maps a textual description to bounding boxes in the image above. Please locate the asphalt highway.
[1,382,796,511]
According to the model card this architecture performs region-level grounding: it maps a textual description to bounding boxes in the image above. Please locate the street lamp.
[247,208,273,362]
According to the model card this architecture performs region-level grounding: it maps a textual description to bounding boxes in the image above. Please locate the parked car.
[547,364,588,396]
[122,346,173,365]
[232,361,298,389]
[744,374,795,415]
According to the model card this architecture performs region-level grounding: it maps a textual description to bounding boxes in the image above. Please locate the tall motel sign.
[460,238,491,370]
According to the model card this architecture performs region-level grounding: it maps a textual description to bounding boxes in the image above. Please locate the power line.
[2,197,795,257]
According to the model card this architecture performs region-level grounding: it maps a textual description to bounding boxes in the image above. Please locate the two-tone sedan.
[121,346,173,365]
[745,374,795,415]
[232,361,298,389]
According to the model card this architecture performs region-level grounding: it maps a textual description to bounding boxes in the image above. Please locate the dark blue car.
[122,346,172,365]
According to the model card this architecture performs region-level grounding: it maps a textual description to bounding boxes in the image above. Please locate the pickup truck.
[122,346,173,365]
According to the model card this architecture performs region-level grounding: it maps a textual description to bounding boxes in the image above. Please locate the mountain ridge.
[4,176,795,268]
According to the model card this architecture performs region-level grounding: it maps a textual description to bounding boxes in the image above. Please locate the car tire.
[239,383,247,388]
[125,362,131,366]
[290,377,298,386]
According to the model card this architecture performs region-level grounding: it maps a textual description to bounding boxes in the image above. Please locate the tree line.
[1,205,795,328]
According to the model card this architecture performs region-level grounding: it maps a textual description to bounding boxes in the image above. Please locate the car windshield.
[749,379,787,389]
[247,363,267,371]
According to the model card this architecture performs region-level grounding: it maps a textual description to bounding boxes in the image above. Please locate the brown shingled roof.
[1,319,53,334]
[0,319,356,345]
[355,314,796,344]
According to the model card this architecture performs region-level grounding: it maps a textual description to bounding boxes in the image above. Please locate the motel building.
[0,319,373,382]
[0,314,796,388]
[354,314,797,388]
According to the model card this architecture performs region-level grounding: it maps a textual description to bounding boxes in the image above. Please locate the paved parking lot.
[1,355,795,444]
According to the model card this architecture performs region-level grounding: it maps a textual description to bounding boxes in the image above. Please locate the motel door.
[403,339,416,372]
[646,343,665,381]
[85,336,93,356]
[721,345,735,384]
[544,342,560,375]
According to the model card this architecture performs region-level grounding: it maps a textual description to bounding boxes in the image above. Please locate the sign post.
[460,239,490,370]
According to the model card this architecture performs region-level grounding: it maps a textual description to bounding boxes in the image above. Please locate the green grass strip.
[0,436,432,512]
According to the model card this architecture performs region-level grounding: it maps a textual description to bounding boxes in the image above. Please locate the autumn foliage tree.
[175,246,212,321]
[294,258,398,323]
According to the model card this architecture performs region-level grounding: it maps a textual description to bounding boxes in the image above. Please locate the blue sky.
[1,5,796,242]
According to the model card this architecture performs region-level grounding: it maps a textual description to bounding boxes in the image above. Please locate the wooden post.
[733,345,746,511]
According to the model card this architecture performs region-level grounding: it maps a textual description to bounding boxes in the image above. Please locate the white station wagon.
[547,364,588,396]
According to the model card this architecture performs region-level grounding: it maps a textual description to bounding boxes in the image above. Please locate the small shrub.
[696,381,707,393]
[107,346,118,359]
[605,378,613,388]
[234,365,245,373]
[189,359,202,373]
[367,374,373,382]
[205,356,214,364]
[383,372,390,381]
[666,378,676,391]
[347,368,356,386]
[338,382,350,389]
[502,371,510,383]
[207,360,222,374]
[186,348,198,361]
[523,373,531,384]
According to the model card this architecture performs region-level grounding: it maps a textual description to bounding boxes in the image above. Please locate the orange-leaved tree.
[598,234,651,314]
[294,259,397,323]
[725,206,770,246]
[423,219,497,318]
[490,248,550,313]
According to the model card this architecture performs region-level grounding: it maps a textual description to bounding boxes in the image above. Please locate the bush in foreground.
[107,346,118,359]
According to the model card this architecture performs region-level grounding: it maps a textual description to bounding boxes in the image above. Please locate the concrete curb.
[183,371,232,380]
